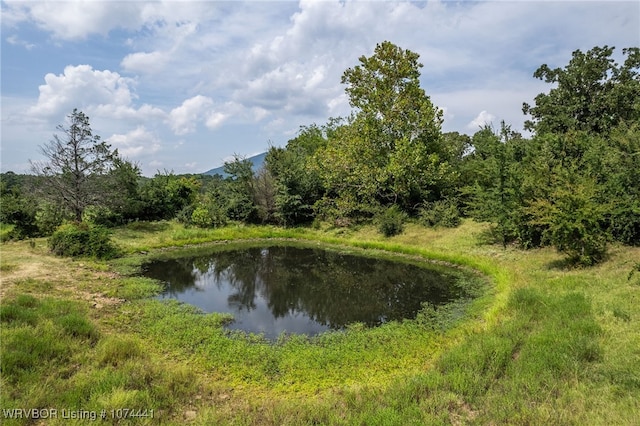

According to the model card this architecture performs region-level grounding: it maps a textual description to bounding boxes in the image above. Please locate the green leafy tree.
[223,156,258,222]
[252,166,277,223]
[597,122,640,245]
[520,129,618,263]
[84,159,143,226]
[266,124,329,226]
[138,172,200,221]
[315,41,448,219]
[0,173,40,238]
[30,109,120,221]
[527,164,608,266]
[523,46,640,135]
[464,123,525,247]
[107,159,143,223]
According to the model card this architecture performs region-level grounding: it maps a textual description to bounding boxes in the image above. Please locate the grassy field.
[1,220,638,425]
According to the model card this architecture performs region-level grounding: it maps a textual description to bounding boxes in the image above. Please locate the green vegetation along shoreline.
[1,220,638,425]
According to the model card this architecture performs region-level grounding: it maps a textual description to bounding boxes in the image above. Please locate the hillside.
[202,152,267,177]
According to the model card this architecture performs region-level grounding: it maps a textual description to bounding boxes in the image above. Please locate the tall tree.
[465,123,525,247]
[223,156,258,222]
[316,41,448,217]
[31,109,120,221]
[266,123,328,226]
[341,41,443,151]
[523,46,640,135]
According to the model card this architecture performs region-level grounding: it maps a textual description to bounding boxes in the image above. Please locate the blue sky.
[2,0,638,176]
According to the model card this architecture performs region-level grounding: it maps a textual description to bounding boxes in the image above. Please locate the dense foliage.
[2,43,638,264]
[48,222,121,259]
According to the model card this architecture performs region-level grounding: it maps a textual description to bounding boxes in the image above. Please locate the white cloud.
[121,51,171,74]
[1,0,217,41]
[252,107,270,122]
[205,112,228,130]
[148,160,164,170]
[468,111,496,130]
[106,126,161,159]
[6,34,35,49]
[168,95,214,135]
[3,0,143,40]
[92,103,165,121]
[28,65,136,118]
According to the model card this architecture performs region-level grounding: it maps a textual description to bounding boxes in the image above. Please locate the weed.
[1,326,69,381]
[0,304,39,326]
[612,307,631,322]
[58,312,100,342]
[0,262,17,272]
[97,336,144,366]
[107,277,163,300]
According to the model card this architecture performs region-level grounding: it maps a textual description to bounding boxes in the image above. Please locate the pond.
[142,244,480,339]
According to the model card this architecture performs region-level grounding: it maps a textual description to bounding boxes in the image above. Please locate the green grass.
[0,219,638,424]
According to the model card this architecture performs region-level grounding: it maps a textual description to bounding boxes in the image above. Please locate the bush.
[83,205,123,228]
[608,205,640,246]
[49,222,121,259]
[175,204,195,226]
[419,200,461,228]
[377,205,406,237]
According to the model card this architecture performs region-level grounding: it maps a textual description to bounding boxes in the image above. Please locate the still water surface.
[142,245,471,339]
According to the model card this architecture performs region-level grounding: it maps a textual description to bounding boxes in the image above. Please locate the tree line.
[1,42,638,265]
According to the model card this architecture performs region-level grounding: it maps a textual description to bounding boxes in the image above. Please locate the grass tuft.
[97,335,144,366]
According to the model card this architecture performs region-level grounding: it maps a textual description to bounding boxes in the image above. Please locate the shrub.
[528,178,608,266]
[190,206,212,228]
[377,205,406,237]
[175,204,195,226]
[0,223,15,242]
[419,200,461,228]
[48,222,121,259]
[608,205,640,246]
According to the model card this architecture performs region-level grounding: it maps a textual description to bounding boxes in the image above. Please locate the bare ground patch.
[0,240,123,308]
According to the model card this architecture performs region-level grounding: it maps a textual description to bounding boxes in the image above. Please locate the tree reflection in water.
[142,246,472,339]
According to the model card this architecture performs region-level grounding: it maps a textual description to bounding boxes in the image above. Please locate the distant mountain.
[202,152,267,177]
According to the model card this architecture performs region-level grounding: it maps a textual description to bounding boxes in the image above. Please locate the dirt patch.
[0,241,122,308]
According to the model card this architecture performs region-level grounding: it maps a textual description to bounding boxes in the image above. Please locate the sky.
[1,1,639,176]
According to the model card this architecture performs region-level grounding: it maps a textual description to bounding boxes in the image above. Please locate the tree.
[601,123,640,245]
[315,41,449,218]
[464,123,525,247]
[138,171,200,221]
[223,156,258,222]
[265,123,330,226]
[0,173,39,238]
[523,46,640,135]
[341,41,443,151]
[31,109,120,221]
[525,157,609,266]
